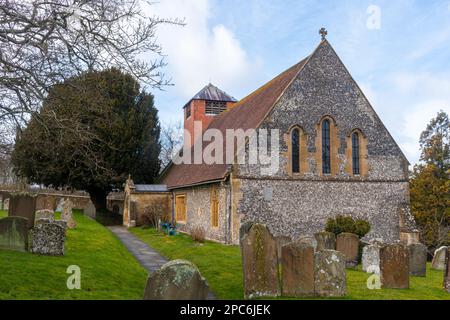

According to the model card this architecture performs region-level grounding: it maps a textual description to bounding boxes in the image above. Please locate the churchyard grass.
[131,227,450,300]
[0,210,147,299]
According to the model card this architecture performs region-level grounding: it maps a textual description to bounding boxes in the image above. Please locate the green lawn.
[131,227,450,300]
[0,209,147,300]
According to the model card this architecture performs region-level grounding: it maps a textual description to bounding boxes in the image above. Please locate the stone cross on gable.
[319,27,327,40]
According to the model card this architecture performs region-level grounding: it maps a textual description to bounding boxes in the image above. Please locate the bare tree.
[160,119,184,169]
[0,0,183,147]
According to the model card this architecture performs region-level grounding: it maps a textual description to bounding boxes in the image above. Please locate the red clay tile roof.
[161,56,310,189]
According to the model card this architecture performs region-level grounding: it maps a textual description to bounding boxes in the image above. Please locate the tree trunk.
[87,187,108,211]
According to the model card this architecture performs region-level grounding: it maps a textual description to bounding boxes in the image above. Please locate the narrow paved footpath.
[108,226,216,300]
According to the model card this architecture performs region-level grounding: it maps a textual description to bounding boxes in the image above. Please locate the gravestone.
[297,235,318,251]
[281,241,314,297]
[8,192,37,229]
[3,198,9,211]
[61,199,76,229]
[408,243,427,277]
[380,243,409,289]
[0,217,29,252]
[336,233,359,268]
[55,198,64,212]
[36,196,57,211]
[35,209,55,223]
[431,246,448,271]
[444,247,449,293]
[241,223,280,299]
[30,222,66,256]
[314,249,346,297]
[84,201,96,219]
[143,259,209,300]
[314,231,336,250]
[362,243,381,273]
[275,235,292,262]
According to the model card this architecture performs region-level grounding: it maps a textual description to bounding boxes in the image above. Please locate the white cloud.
[144,0,262,100]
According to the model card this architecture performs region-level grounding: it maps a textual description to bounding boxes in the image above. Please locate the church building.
[158,32,415,245]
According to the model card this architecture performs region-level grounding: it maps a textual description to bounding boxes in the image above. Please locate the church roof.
[184,83,237,108]
[160,48,312,189]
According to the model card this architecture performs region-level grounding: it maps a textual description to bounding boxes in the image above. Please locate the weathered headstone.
[143,259,209,300]
[84,201,96,219]
[35,209,55,223]
[241,223,280,299]
[36,196,57,211]
[30,222,66,255]
[8,192,37,229]
[314,249,346,297]
[314,231,336,250]
[362,243,381,273]
[0,217,29,252]
[297,235,318,251]
[380,244,409,289]
[275,235,292,262]
[444,247,450,293]
[61,199,76,229]
[281,241,314,297]
[431,246,448,271]
[408,243,427,277]
[336,233,359,268]
[3,198,9,211]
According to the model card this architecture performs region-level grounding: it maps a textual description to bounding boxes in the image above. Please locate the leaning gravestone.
[444,247,450,293]
[314,249,346,297]
[380,243,409,289]
[241,223,280,299]
[84,201,96,219]
[281,241,314,297]
[35,209,55,223]
[0,217,29,252]
[362,243,381,273]
[143,259,209,300]
[8,192,37,229]
[61,199,76,229]
[431,246,448,271]
[30,222,66,256]
[314,231,336,250]
[336,233,359,268]
[408,243,427,277]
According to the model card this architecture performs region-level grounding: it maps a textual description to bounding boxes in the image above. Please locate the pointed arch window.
[352,132,360,175]
[322,119,331,174]
[291,128,300,173]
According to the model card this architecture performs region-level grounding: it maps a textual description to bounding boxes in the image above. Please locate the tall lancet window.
[292,128,300,173]
[322,119,331,174]
[352,132,360,175]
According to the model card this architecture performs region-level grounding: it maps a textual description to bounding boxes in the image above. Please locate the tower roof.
[189,83,237,103]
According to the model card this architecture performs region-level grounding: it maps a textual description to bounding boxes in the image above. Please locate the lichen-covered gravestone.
[408,243,427,277]
[143,259,209,300]
[8,192,37,229]
[314,249,346,297]
[336,233,359,268]
[444,247,450,293]
[297,235,318,251]
[314,231,336,250]
[241,223,280,299]
[0,217,29,252]
[431,246,448,271]
[30,222,66,256]
[281,241,314,297]
[362,243,381,273]
[380,244,409,289]
[35,209,55,223]
[61,199,76,229]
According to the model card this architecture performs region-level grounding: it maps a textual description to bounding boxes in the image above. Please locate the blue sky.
[146,0,450,165]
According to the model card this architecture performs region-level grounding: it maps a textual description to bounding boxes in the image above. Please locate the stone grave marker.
[380,243,409,289]
[61,199,76,229]
[408,243,427,277]
[314,249,346,297]
[8,192,37,229]
[0,216,29,252]
[431,246,448,271]
[362,243,381,273]
[30,222,66,256]
[275,235,292,262]
[35,209,55,223]
[241,223,280,299]
[281,241,314,297]
[314,231,336,250]
[336,232,359,268]
[143,259,209,300]
[84,201,96,219]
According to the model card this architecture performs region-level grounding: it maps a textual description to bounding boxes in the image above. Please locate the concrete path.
[108,226,216,300]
